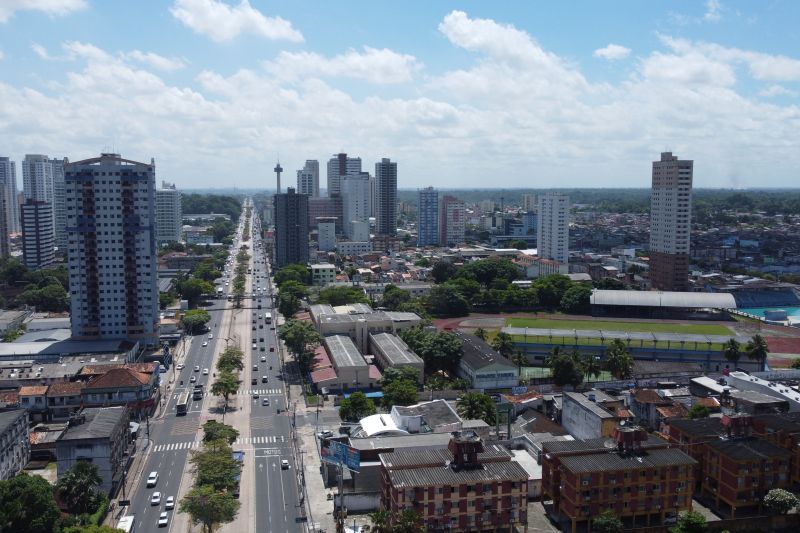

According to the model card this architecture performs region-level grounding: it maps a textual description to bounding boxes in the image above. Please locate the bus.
[117,515,135,533]
[176,391,190,416]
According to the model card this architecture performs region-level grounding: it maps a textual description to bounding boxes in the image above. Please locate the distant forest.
[182,193,243,222]
[397,188,800,216]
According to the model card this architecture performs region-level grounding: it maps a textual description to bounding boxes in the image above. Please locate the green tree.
[425,284,469,317]
[791,358,800,370]
[762,488,799,515]
[159,292,175,309]
[533,274,572,309]
[722,338,741,366]
[446,278,482,302]
[670,510,707,533]
[507,239,528,250]
[277,293,301,318]
[317,286,369,306]
[397,298,430,319]
[457,392,497,425]
[0,473,61,533]
[592,510,624,533]
[745,334,769,371]
[398,327,463,374]
[274,263,310,286]
[381,285,411,311]
[382,379,419,410]
[339,392,377,422]
[559,284,592,314]
[57,460,103,515]
[364,509,391,533]
[190,441,241,491]
[202,420,239,445]
[183,309,211,334]
[278,319,322,373]
[688,404,710,419]
[194,261,222,282]
[473,327,487,341]
[594,277,625,290]
[393,509,426,533]
[179,484,240,533]
[455,257,519,286]
[380,367,419,388]
[211,370,239,412]
[179,278,215,307]
[278,280,309,301]
[581,353,602,381]
[0,257,29,284]
[63,526,127,533]
[216,346,244,373]
[431,261,458,283]
[17,282,69,312]
[604,339,634,380]
[491,331,517,358]
[549,352,584,387]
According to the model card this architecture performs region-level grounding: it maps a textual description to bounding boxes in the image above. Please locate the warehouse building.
[369,332,424,382]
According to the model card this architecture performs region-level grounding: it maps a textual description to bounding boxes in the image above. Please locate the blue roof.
[343,391,383,399]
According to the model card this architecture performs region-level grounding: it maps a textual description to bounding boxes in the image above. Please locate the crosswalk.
[238,388,282,396]
[153,434,286,452]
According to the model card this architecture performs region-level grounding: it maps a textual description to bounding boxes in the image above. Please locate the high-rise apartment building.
[374,158,397,237]
[317,217,336,252]
[0,188,8,259]
[297,160,320,197]
[22,154,55,203]
[0,157,20,235]
[536,193,570,264]
[417,187,439,247]
[341,173,371,239]
[155,181,182,244]
[649,152,693,291]
[65,153,159,348]
[439,195,465,247]
[51,157,68,252]
[326,153,361,197]
[273,187,309,268]
[21,200,56,270]
[521,193,537,212]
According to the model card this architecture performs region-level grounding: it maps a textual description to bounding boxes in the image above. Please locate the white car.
[165,496,175,510]
[260,356,266,362]
[151,491,162,505]
[146,471,158,487]
[281,459,290,470]
[158,512,169,527]
[176,363,184,370]
[208,333,213,339]
[189,375,197,383]
[202,341,208,347]
[202,368,209,375]
[194,366,200,372]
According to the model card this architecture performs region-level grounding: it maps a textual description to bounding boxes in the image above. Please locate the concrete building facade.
[375,158,397,237]
[51,157,68,251]
[439,195,465,247]
[21,200,56,269]
[649,152,693,291]
[326,153,361,197]
[155,181,182,244]
[0,156,20,235]
[65,153,160,348]
[417,187,439,247]
[317,216,337,252]
[0,409,30,480]
[537,192,570,264]
[273,187,309,268]
[341,173,371,239]
[297,159,320,197]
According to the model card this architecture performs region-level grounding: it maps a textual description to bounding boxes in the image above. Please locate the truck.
[216,287,223,297]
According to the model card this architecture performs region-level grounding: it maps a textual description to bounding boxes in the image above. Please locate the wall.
[334,491,382,513]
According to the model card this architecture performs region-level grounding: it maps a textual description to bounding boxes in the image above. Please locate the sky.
[1,0,799,190]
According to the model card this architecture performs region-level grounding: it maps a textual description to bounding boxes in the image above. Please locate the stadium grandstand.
[589,290,736,319]
[708,280,800,308]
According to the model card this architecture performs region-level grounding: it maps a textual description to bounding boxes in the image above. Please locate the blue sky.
[1,0,799,189]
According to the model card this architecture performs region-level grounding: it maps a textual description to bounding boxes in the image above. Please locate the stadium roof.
[324,335,367,369]
[590,289,736,309]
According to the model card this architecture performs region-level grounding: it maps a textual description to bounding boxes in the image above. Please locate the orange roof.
[19,385,49,396]
[80,362,157,376]
[696,397,721,409]
[656,404,689,419]
[0,391,19,405]
[47,381,84,396]
[633,389,670,404]
[85,367,150,389]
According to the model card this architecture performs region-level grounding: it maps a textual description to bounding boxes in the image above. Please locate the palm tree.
[581,352,602,381]
[491,331,517,358]
[457,392,496,425]
[57,460,102,514]
[544,345,564,368]
[746,334,769,371]
[511,351,527,370]
[604,339,634,380]
[474,327,487,341]
[722,338,741,366]
[364,509,391,533]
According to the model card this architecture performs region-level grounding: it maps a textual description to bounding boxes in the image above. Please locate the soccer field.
[506,317,733,336]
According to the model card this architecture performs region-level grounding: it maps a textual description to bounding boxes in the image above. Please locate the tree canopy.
[202,420,239,445]
[278,319,322,373]
[317,285,369,306]
[339,391,377,422]
[0,473,61,533]
[456,392,497,425]
[183,309,211,334]
[179,484,240,533]
[398,327,462,374]
[181,194,242,222]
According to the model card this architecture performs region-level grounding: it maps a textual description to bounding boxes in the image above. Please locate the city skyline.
[1,1,799,189]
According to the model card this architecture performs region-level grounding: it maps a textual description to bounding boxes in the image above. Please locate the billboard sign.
[321,440,360,472]
[511,386,528,395]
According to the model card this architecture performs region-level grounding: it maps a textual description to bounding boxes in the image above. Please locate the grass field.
[511,334,725,352]
[506,317,733,336]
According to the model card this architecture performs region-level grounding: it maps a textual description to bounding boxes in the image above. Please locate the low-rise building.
[454,332,518,390]
[751,413,800,485]
[46,381,84,420]
[561,391,623,440]
[321,335,379,392]
[380,431,529,532]
[337,241,372,256]
[56,406,131,494]
[0,409,30,480]
[311,263,337,286]
[369,332,424,382]
[81,364,160,416]
[19,385,49,422]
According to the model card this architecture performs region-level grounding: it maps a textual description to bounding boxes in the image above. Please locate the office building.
[273,187,309,268]
[21,200,56,269]
[417,187,438,247]
[0,409,30,481]
[0,157,20,234]
[155,181,182,244]
[22,154,55,204]
[375,158,397,237]
[297,160,320,197]
[537,193,570,264]
[341,173,371,239]
[650,152,693,291]
[308,196,342,230]
[439,195,465,247]
[317,216,336,252]
[0,193,7,259]
[369,174,378,217]
[65,153,160,348]
[51,157,68,252]
[521,193,537,212]
[326,153,361,197]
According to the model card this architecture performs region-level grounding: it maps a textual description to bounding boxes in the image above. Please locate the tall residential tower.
[417,187,439,247]
[155,181,182,244]
[273,187,309,268]
[297,160,320,197]
[374,158,397,237]
[0,157,20,235]
[326,153,361,197]
[439,195,465,247]
[536,193,570,264]
[649,152,693,291]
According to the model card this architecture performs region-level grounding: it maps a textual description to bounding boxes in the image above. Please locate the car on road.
[146,471,158,487]
[316,430,334,439]
[176,363,184,370]
[202,341,208,347]
[270,347,275,352]
[251,377,257,385]
[158,512,169,527]
[252,325,256,330]
[252,365,258,371]
[281,459,290,469]
[189,375,197,383]
[150,491,162,505]
[262,397,270,406]
[259,324,263,329]
[194,365,200,372]
[165,496,175,510]
[260,356,266,362]
[202,368,209,375]
[262,376,268,383]
[208,333,213,339]
[252,391,259,398]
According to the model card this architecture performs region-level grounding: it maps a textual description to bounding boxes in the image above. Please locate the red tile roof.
[310,367,337,384]
[19,385,49,396]
[633,389,670,404]
[79,362,157,376]
[47,381,84,396]
[0,391,19,406]
[85,368,150,389]
[696,397,721,409]
[368,364,382,381]
[656,405,689,420]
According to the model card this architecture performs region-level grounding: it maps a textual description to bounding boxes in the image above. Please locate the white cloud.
[169,0,303,43]
[0,51,4,61]
[0,0,86,23]
[264,47,419,84]
[704,0,722,22]
[594,44,631,61]
[125,50,187,71]
[759,84,798,98]
[31,42,54,59]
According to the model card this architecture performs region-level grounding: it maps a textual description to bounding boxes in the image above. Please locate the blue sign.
[512,386,528,395]
[322,440,361,472]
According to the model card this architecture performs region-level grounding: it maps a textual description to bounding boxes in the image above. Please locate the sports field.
[506,317,733,336]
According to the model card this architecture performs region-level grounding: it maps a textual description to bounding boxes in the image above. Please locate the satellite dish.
[603,439,615,449]
[620,420,626,426]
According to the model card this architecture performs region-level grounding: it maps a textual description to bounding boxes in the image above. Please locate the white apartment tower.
[297,160,320,197]
[65,153,159,348]
[326,153,362,197]
[649,152,693,291]
[341,173,371,239]
[22,154,55,203]
[375,158,397,237]
[536,193,570,264]
[317,216,337,252]
[21,200,56,269]
[0,157,19,236]
[522,193,537,212]
[155,181,182,244]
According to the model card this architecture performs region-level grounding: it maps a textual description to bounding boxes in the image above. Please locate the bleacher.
[732,288,800,308]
